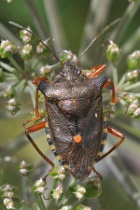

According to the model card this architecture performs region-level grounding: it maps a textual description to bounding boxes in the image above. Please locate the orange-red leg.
[88,64,107,79]
[25,121,55,168]
[23,77,49,126]
[102,79,116,103]
[97,126,125,163]
[87,64,116,103]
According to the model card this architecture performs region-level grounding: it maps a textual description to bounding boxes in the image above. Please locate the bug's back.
[38,61,108,178]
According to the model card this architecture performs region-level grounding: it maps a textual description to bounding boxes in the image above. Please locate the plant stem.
[58,178,76,207]
[8,57,23,71]
[112,64,118,85]
[124,82,140,91]
[27,176,46,210]
[0,61,15,73]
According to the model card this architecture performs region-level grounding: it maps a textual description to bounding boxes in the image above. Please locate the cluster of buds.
[127,98,140,118]
[19,28,34,59]
[19,28,32,43]
[106,41,120,62]
[20,43,33,59]
[60,50,78,64]
[50,166,66,180]
[18,160,33,176]
[124,94,140,118]
[40,65,52,75]
[0,40,16,58]
[7,98,17,112]
[71,184,86,200]
[36,38,51,54]
[36,42,46,54]
[0,184,15,209]
[3,86,20,115]
[32,178,46,195]
[51,184,63,201]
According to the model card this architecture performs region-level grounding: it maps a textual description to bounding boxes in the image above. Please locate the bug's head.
[59,61,82,81]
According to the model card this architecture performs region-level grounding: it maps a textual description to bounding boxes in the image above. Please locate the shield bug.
[21,19,124,180]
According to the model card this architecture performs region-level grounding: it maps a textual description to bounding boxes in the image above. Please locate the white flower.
[3,198,14,209]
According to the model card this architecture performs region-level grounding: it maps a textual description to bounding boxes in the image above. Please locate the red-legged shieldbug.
[20,19,125,180]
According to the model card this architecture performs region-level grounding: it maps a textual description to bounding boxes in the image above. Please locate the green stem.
[0,61,15,73]
[124,82,140,91]
[14,79,26,94]
[121,81,131,90]
[69,177,76,188]
[118,74,126,87]
[112,63,118,85]
[58,178,76,207]
[8,56,23,71]
[27,176,46,210]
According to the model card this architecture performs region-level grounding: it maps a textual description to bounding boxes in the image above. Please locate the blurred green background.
[0,0,140,209]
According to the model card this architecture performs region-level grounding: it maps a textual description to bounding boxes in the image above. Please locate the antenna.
[9,21,61,64]
[78,18,121,60]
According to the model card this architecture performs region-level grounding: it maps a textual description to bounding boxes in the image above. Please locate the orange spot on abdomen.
[73,134,82,143]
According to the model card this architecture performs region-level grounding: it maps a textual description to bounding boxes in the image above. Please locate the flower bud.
[128,99,139,113]
[60,50,78,63]
[124,94,136,103]
[7,98,17,112]
[20,44,33,59]
[0,40,16,58]
[1,184,15,198]
[126,70,139,81]
[40,65,52,75]
[51,184,63,201]
[36,42,46,54]
[19,160,33,176]
[106,42,120,62]
[127,51,140,70]
[50,166,66,180]
[134,108,140,117]
[32,179,45,194]
[3,198,14,209]
[72,185,86,200]
[20,28,32,43]
[3,86,15,99]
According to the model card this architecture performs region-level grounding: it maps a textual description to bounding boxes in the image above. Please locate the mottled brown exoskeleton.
[25,60,124,179]
[23,19,124,179]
